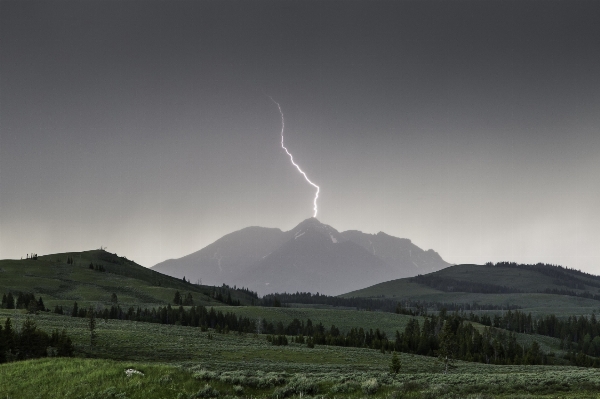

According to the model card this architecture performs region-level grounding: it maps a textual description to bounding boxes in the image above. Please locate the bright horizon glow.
[269,97,320,217]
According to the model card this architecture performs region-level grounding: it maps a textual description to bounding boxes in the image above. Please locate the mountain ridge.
[152,218,450,295]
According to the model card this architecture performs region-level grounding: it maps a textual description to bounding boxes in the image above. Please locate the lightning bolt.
[269,97,320,218]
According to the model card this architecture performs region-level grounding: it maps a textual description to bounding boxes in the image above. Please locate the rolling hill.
[342,262,600,315]
[0,249,257,310]
[152,217,450,295]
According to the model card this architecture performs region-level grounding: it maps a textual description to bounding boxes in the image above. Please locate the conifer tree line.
[261,292,519,313]
[0,317,74,363]
[65,303,257,332]
[1,292,46,313]
[262,314,551,366]
[468,309,600,361]
[393,315,551,366]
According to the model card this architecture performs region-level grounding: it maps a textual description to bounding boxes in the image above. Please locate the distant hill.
[152,218,450,295]
[0,250,256,310]
[341,262,600,315]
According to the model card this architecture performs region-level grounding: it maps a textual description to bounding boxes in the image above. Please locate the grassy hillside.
[0,250,256,309]
[342,263,600,316]
[1,309,598,399]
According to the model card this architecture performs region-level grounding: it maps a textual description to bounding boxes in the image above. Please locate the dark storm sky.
[1,0,599,272]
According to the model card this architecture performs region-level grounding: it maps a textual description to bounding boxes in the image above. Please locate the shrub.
[272,375,318,398]
[361,378,379,394]
[193,369,218,381]
[83,387,128,399]
[401,381,423,392]
[194,384,219,398]
[233,385,243,395]
[159,374,173,385]
[330,381,358,393]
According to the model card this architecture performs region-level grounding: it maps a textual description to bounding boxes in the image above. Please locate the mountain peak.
[287,217,346,243]
[294,217,324,228]
[289,217,337,233]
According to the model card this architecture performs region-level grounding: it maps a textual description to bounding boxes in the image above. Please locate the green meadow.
[1,308,598,399]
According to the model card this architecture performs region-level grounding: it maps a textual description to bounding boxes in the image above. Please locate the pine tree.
[525,341,542,365]
[72,302,78,317]
[183,293,193,306]
[438,320,458,373]
[6,293,14,309]
[173,291,181,305]
[37,297,45,312]
[27,299,38,314]
[50,329,74,357]
[0,324,5,363]
[18,317,47,359]
[390,351,401,373]
[87,307,97,347]
[4,318,14,351]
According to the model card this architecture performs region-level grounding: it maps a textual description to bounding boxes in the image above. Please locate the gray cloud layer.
[1,1,599,272]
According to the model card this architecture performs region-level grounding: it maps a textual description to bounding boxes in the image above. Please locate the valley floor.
[1,310,599,398]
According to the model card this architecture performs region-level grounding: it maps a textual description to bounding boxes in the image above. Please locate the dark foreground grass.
[2,357,600,399]
[0,358,200,399]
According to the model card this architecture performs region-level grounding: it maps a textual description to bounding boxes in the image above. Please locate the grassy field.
[0,308,566,366]
[1,309,599,398]
[0,250,256,309]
